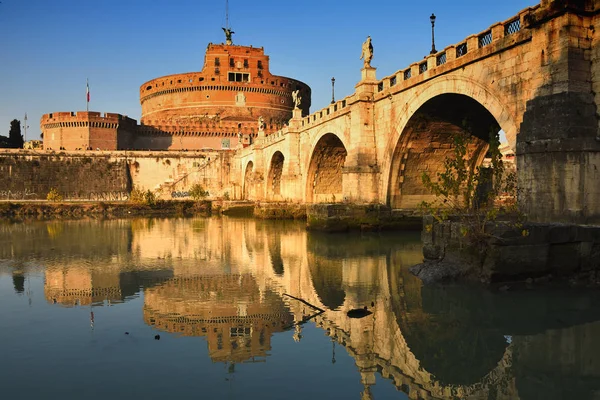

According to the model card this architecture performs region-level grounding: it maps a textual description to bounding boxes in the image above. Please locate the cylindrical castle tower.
[138,43,311,149]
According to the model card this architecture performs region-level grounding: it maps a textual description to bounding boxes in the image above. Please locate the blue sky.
[0,0,536,140]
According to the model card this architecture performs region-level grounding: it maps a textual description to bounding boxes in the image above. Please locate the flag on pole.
[86,79,90,103]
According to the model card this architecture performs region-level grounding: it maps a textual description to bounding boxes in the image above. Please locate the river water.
[0,217,599,400]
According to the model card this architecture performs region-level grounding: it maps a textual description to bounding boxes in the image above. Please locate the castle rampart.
[41,111,137,151]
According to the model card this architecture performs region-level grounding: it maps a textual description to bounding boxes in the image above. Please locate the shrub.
[189,183,209,200]
[143,190,156,206]
[46,188,63,202]
[129,187,145,204]
[130,187,156,206]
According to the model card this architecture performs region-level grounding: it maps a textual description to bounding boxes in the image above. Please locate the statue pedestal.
[355,67,377,97]
[257,128,265,138]
[292,108,303,119]
[360,67,377,82]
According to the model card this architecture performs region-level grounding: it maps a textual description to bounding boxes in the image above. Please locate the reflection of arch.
[382,76,517,208]
[267,151,285,200]
[306,235,346,310]
[387,264,509,387]
[243,161,254,200]
[386,93,497,209]
[306,133,347,203]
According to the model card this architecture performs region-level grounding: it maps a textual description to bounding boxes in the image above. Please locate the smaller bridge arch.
[305,133,348,203]
[267,151,285,201]
[243,160,254,200]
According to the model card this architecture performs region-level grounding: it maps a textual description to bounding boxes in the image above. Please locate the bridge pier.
[518,2,600,224]
[342,67,381,203]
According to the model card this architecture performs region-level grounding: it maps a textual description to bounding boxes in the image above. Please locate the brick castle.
[41,39,311,151]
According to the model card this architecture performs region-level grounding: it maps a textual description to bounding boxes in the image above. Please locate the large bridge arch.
[382,76,516,209]
[305,133,348,204]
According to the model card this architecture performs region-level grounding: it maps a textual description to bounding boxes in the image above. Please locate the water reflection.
[0,217,599,399]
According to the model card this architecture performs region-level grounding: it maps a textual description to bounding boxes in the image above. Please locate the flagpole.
[86,78,89,112]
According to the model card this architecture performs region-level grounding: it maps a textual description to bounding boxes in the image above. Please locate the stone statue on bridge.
[292,90,302,109]
[360,36,373,68]
[222,27,235,45]
[258,116,265,131]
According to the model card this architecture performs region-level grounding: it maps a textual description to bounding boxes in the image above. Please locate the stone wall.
[0,152,130,201]
[417,216,600,283]
[0,150,232,201]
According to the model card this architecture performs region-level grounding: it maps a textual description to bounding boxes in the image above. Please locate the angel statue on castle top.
[222,27,235,45]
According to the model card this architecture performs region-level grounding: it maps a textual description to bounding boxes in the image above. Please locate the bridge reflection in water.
[1,217,599,399]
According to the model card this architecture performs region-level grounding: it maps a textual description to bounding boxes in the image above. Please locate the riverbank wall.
[410,216,600,284]
[0,149,232,201]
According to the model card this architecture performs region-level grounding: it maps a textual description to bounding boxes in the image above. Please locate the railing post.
[426,54,436,71]
[445,45,456,62]
[466,35,478,52]
[491,23,505,42]
[409,63,419,79]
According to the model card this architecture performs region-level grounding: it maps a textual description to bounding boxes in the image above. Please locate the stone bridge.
[234,0,600,224]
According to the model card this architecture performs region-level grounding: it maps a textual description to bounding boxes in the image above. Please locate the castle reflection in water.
[2,217,600,400]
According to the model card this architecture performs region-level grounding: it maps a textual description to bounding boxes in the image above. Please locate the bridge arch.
[267,151,285,201]
[383,77,515,209]
[243,161,254,200]
[305,133,348,203]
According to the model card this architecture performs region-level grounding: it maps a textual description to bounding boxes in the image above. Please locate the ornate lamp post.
[331,77,336,104]
[430,13,437,54]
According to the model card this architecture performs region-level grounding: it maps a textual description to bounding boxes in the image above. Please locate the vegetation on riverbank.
[0,200,212,221]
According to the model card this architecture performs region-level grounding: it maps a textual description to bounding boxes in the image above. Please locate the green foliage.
[129,187,145,204]
[189,183,209,200]
[130,187,156,206]
[143,190,156,206]
[8,119,24,149]
[420,128,521,242]
[46,188,63,202]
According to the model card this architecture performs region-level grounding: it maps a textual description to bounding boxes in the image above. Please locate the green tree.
[9,119,24,148]
[420,129,519,241]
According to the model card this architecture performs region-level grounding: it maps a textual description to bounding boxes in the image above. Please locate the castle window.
[146,85,152,90]
[215,57,220,66]
[229,58,235,67]
[228,72,249,82]
[178,79,182,83]
[257,60,263,69]
[215,68,220,74]
[199,77,204,81]
[258,70,262,77]
[243,59,249,68]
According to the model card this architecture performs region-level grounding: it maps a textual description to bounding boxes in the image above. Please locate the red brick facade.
[41,43,311,151]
